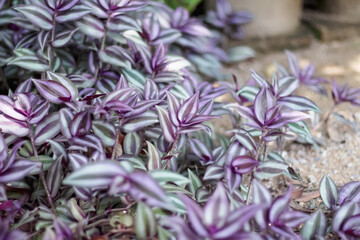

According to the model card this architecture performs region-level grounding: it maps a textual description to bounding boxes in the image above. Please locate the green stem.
[28,123,57,214]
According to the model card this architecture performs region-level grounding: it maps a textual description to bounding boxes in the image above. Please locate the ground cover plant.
[0,0,360,239]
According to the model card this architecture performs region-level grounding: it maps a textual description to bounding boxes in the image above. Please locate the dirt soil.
[222,36,360,190]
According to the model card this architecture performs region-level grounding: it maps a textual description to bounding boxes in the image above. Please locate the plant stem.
[49,11,57,71]
[111,117,124,160]
[28,124,57,214]
[162,136,178,169]
[84,219,109,230]
[245,172,254,205]
[94,15,111,82]
[246,138,265,204]
[89,202,136,222]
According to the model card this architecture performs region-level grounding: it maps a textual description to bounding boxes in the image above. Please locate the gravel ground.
[221,36,360,189]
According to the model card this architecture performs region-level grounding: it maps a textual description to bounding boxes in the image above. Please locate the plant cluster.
[0,0,360,239]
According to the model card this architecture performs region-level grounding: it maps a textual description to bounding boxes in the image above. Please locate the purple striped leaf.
[332,202,360,238]
[0,115,29,137]
[342,214,360,238]
[204,182,229,226]
[269,111,310,129]
[225,141,245,165]
[128,171,173,209]
[254,86,276,124]
[80,0,107,18]
[99,45,132,68]
[254,160,288,179]
[15,5,53,30]
[156,104,177,142]
[76,15,104,39]
[338,181,360,205]
[203,165,224,181]
[180,195,208,237]
[213,204,262,239]
[225,166,242,194]
[47,72,78,101]
[37,30,50,51]
[2,140,26,173]
[122,111,158,133]
[236,85,259,102]
[251,70,271,87]
[124,100,161,118]
[68,198,86,222]
[53,218,73,239]
[177,124,212,136]
[178,92,199,124]
[13,94,31,117]
[103,88,134,104]
[285,51,300,77]
[180,115,219,127]
[146,141,161,170]
[34,112,60,145]
[166,91,180,127]
[63,161,127,188]
[32,78,71,104]
[188,169,202,195]
[68,153,88,170]
[269,187,291,223]
[104,100,134,113]
[278,96,321,113]
[46,158,62,198]
[0,134,7,169]
[70,111,92,137]
[153,72,184,83]
[276,76,299,97]
[47,140,66,161]
[57,0,80,11]
[92,120,116,147]
[153,29,182,45]
[234,130,256,154]
[225,104,260,129]
[0,97,27,121]
[252,180,272,228]
[0,160,39,183]
[59,108,73,139]
[56,5,92,23]
[231,155,259,174]
[280,210,309,228]
[107,14,141,32]
[52,28,78,47]
[144,80,159,100]
[149,170,190,188]
[72,134,104,153]
[319,174,338,210]
[189,139,212,163]
[8,55,49,72]
[123,132,141,156]
[135,202,157,239]
[15,79,33,94]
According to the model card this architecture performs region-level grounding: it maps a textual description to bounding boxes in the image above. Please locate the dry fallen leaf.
[290,200,315,213]
[294,191,321,203]
[290,186,303,200]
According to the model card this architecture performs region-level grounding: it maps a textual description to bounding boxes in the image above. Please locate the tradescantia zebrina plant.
[0,0,359,239]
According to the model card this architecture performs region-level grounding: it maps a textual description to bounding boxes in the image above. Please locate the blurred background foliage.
[162,0,203,12]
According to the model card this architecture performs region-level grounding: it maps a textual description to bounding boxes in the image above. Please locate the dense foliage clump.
[0,0,360,239]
